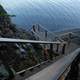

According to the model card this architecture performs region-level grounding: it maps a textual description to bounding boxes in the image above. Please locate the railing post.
[56,43,59,52]
[49,44,53,60]
[62,44,66,54]
[43,44,47,61]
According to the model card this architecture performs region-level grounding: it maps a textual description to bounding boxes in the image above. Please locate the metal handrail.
[0,38,69,80]
[0,38,66,44]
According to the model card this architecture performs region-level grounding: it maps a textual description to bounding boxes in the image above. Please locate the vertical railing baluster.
[56,43,59,53]
[62,44,66,54]
[49,44,53,60]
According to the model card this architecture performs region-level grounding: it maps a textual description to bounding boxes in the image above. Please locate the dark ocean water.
[0,0,80,31]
